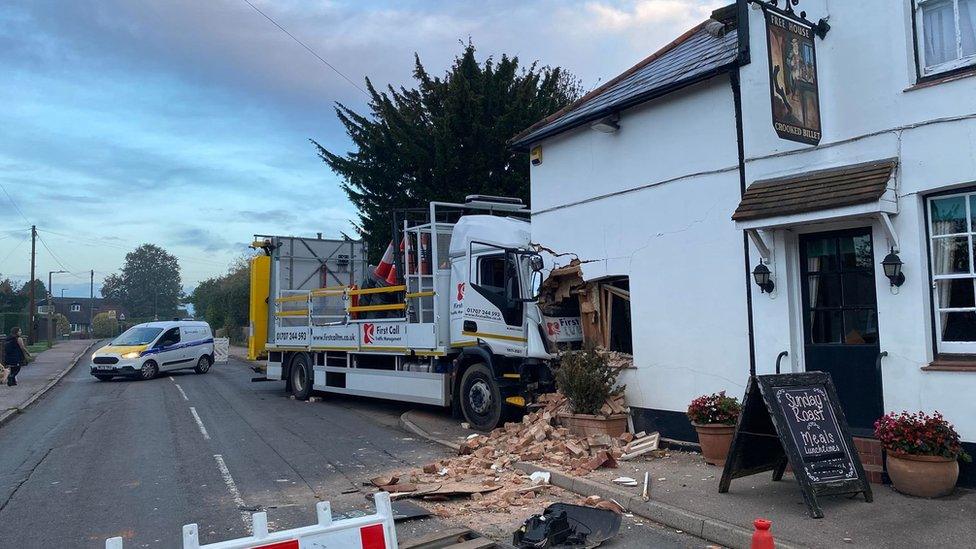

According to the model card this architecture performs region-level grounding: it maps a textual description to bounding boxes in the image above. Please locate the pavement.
[0,348,705,549]
[0,338,97,427]
[401,409,976,549]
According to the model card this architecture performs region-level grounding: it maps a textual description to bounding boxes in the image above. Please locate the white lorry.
[254,195,578,430]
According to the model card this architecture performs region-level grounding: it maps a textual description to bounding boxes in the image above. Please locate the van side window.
[158,327,181,348]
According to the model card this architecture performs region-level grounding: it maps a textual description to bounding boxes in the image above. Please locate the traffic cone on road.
[751,518,774,549]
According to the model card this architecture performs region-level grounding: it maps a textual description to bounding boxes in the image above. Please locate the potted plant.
[874,411,971,498]
[687,391,741,466]
[555,350,627,437]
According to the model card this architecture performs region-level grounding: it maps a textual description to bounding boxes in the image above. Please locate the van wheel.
[194,355,212,374]
[140,361,159,381]
[460,363,502,432]
[290,354,312,401]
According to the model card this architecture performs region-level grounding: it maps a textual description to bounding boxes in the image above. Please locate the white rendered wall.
[531,78,751,413]
[738,1,976,439]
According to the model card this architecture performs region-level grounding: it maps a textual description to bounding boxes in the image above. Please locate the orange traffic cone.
[385,263,398,285]
[751,519,774,549]
[374,241,395,279]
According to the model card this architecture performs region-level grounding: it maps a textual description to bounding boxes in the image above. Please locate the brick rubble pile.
[375,392,659,517]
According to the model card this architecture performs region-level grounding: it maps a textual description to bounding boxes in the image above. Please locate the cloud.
[0,0,721,289]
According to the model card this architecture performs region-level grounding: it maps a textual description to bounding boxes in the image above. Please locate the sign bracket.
[748,0,831,38]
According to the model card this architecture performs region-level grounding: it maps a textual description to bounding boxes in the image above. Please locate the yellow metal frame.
[347,285,406,296]
[405,291,436,299]
[347,303,407,313]
[275,294,309,303]
[276,309,310,317]
[310,286,347,297]
[248,255,271,361]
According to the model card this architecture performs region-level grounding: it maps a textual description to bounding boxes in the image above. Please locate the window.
[914,0,976,77]
[473,254,522,326]
[157,327,181,348]
[70,303,81,312]
[928,190,976,352]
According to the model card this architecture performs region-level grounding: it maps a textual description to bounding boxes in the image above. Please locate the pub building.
[512,0,976,487]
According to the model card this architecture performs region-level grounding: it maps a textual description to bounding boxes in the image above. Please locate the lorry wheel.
[194,355,212,374]
[140,361,159,381]
[290,354,312,401]
[460,364,502,431]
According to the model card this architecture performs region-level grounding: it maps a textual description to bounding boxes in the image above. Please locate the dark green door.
[799,228,882,435]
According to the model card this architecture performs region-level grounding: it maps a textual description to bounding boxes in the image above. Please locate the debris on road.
[611,476,638,487]
[513,502,622,548]
[456,393,660,477]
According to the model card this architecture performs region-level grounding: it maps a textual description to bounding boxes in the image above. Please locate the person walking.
[3,327,31,386]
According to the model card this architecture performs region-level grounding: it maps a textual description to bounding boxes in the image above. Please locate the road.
[0,348,710,548]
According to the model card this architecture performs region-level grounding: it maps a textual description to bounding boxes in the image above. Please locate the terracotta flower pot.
[557,412,628,438]
[693,422,735,466]
[886,452,959,498]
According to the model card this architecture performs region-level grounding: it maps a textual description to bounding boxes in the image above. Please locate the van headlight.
[122,351,141,359]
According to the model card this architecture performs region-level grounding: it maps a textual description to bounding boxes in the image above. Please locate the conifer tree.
[314,43,581,260]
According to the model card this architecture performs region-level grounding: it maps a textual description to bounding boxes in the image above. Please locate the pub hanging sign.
[765,6,822,145]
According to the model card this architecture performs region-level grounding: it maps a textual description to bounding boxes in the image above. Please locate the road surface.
[0,349,708,548]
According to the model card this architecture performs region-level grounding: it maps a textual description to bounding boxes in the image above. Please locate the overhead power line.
[0,184,31,225]
[238,0,368,96]
[0,234,28,267]
[36,232,86,280]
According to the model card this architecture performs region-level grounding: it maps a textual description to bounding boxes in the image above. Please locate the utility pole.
[89,269,94,339]
[27,225,36,344]
[47,269,66,347]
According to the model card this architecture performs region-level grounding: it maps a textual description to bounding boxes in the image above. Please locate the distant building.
[49,297,129,335]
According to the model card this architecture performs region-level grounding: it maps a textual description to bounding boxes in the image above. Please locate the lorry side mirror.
[529,254,544,273]
[528,270,543,301]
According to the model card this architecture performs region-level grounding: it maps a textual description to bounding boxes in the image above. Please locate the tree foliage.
[92,312,118,338]
[0,277,46,315]
[189,257,250,343]
[314,42,582,260]
[101,244,183,318]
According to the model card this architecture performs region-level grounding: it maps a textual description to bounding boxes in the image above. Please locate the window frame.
[926,187,976,355]
[70,304,81,312]
[913,0,976,80]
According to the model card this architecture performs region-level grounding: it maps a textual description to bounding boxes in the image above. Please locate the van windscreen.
[112,327,163,346]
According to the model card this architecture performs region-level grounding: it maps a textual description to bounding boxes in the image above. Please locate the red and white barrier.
[105,492,397,549]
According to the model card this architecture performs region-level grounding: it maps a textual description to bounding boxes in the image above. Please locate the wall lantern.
[882,250,905,287]
[752,261,775,294]
[590,114,620,133]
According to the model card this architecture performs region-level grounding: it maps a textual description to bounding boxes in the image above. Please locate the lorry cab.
[257,195,576,431]
[91,320,214,381]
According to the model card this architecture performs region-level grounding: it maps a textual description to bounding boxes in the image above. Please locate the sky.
[0,0,722,297]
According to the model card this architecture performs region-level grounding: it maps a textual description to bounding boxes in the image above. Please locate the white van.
[91,320,214,381]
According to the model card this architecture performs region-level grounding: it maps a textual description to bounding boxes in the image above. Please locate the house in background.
[514,0,976,486]
[49,297,128,336]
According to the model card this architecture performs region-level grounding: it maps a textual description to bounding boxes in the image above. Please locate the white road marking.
[174,384,189,401]
[213,454,252,531]
[189,407,211,440]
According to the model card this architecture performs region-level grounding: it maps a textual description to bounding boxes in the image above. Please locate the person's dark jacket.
[3,335,26,365]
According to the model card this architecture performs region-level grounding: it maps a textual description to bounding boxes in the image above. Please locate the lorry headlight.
[122,351,141,359]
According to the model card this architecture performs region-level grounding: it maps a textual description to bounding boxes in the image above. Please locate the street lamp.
[46,269,67,346]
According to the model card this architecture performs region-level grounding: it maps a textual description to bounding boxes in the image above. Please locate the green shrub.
[555,350,623,416]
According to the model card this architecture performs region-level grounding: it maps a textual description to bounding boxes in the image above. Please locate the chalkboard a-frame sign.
[718,372,873,518]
